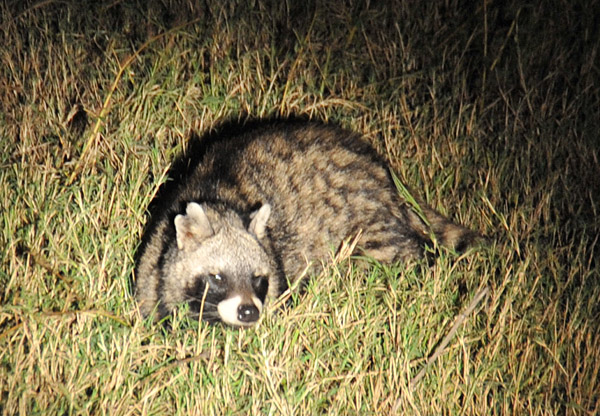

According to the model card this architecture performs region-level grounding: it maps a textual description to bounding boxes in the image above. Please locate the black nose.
[238,304,260,323]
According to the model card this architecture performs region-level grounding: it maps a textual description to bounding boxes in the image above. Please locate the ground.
[0,1,598,414]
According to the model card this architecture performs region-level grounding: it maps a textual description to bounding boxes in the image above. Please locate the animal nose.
[237,304,259,323]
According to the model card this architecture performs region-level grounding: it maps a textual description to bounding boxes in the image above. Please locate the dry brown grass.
[1,1,598,414]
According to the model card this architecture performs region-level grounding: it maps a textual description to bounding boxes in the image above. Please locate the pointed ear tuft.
[248,204,271,239]
[174,202,214,250]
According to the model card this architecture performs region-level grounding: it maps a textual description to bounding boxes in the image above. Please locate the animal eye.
[251,274,268,287]
[251,274,269,299]
[209,273,224,283]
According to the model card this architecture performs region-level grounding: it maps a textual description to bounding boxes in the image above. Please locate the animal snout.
[238,304,260,323]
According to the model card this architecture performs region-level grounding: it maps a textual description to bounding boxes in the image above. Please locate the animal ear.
[174,202,214,250]
[248,203,271,239]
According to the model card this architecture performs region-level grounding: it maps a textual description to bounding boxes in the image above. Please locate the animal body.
[135,120,476,326]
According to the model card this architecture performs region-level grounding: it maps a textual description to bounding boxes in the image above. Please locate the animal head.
[161,202,276,327]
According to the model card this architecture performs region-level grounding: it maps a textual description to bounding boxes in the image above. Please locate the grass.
[1,0,599,414]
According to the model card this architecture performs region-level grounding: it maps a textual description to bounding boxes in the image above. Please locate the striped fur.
[135,120,477,326]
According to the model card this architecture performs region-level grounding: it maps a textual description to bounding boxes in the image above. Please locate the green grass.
[1,0,599,414]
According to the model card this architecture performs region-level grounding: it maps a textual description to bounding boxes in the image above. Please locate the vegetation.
[1,0,598,414]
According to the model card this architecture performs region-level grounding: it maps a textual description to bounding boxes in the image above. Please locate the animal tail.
[391,171,481,253]
[411,203,481,253]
